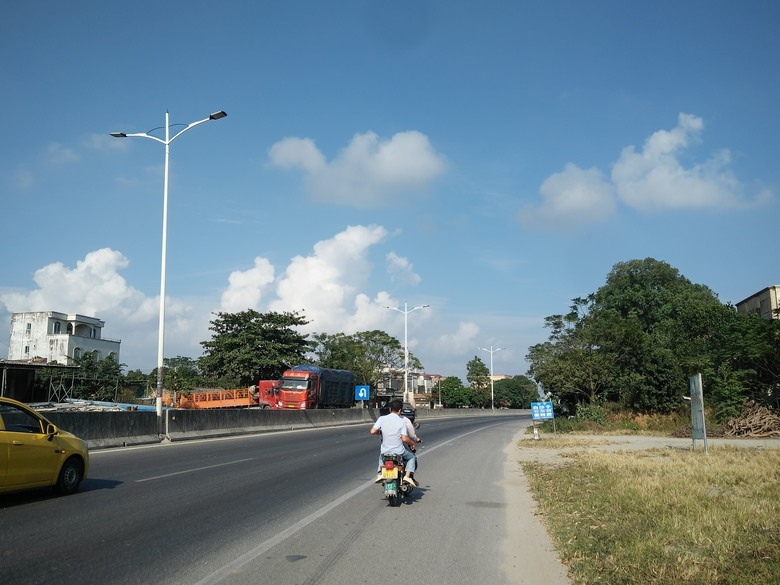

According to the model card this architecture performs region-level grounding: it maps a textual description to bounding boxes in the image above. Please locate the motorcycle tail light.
[384,460,394,470]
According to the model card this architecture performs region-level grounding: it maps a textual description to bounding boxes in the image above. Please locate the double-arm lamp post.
[479,345,505,411]
[386,302,429,404]
[111,110,227,425]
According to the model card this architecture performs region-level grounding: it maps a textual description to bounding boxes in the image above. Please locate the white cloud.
[437,321,480,356]
[267,224,390,331]
[220,257,275,313]
[268,137,326,173]
[612,113,743,210]
[519,163,616,228]
[522,112,772,226]
[1,249,138,314]
[386,252,421,286]
[268,130,447,207]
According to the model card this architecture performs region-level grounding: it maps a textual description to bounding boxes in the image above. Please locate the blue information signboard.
[531,401,555,421]
[355,385,370,401]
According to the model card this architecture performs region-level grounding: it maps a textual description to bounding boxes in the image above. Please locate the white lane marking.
[192,420,510,585]
[135,458,254,483]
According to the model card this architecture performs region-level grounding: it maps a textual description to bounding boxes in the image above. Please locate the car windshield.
[280,379,308,390]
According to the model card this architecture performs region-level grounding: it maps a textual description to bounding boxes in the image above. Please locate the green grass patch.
[523,446,780,584]
[535,407,692,435]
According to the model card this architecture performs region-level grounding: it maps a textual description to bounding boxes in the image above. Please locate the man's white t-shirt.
[373,412,408,455]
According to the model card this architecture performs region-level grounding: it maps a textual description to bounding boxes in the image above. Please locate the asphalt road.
[0,413,563,585]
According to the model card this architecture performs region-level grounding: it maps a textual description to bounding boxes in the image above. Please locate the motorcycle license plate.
[381,468,398,480]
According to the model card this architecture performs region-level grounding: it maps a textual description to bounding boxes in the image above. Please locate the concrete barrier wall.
[44,407,523,449]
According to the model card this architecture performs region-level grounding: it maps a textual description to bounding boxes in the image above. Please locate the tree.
[437,376,472,408]
[119,368,152,402]
[593,258,729,412]
[159,356,201,395]
[71,353,123,401]
[493,375,538,408]
[526,258,774,415]
[199,310,313,387]
[466,356,490,406]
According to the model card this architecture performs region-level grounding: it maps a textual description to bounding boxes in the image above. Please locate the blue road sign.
[531,401,555,420]
[355,385,370,401]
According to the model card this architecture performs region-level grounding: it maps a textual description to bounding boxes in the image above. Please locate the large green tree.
[437,376,472,408]
[198,310,312,386]
[593,258,729,412]
[493,375,538,408]
[466,356,490,406]
[526,258,779,417]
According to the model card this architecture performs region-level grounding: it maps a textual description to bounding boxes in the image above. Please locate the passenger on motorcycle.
[370,399,419,486]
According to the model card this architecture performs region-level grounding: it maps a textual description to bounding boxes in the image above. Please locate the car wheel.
[55,457,84,495]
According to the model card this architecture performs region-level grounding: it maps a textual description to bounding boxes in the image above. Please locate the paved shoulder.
[502,428,571,585]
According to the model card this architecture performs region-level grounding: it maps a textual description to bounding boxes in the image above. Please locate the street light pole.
[111,110,227,427]
[479,345,505,412]
[386,302,429,404]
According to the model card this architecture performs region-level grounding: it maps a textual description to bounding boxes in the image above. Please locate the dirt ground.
[514,431,780,465]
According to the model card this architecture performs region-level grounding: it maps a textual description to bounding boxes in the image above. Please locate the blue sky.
[1,1,777,381]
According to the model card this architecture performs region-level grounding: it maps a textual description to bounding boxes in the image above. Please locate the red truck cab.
[278,370,315,409]
[250,380,280,409]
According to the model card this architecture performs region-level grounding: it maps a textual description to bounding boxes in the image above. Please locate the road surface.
[0,413,571,585]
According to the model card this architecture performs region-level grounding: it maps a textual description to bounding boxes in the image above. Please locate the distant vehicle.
[0,397,89,495]
[401,402,420,429]
[277,365,355,409]
[249,380,281,409]
[401,402,416,422]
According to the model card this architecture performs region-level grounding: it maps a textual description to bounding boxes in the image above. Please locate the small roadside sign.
[355,385,370,401]
[531,401,555,421]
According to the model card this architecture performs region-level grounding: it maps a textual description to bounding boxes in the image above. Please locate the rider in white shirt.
[370,399,419,486]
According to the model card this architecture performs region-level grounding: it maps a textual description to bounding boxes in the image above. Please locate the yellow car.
[0,397,89,495]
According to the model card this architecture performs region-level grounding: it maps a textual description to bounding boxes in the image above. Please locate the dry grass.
[522,444,780,584]
[519,436,609,449]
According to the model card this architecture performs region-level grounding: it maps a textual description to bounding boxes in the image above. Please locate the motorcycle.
[377,436,421,507]
[379,452,415,507]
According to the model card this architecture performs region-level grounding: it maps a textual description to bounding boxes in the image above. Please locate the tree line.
[526,258,780,422]
[52,309,536,408]
[40,257,777,416]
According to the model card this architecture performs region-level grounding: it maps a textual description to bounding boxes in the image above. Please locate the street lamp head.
[209,111,227,120]
[109,132,127,138]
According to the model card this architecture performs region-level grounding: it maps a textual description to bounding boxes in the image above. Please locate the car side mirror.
[45,423,58,438]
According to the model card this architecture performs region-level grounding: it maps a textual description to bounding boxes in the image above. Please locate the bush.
[576,401,609,426]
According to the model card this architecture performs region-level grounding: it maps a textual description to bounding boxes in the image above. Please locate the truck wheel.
[55,457,84,495]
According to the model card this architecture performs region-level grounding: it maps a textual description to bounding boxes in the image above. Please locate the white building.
[8,311,121,365]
